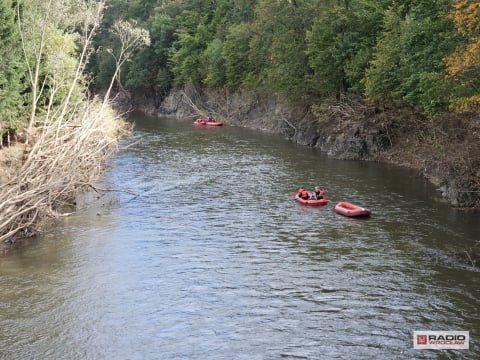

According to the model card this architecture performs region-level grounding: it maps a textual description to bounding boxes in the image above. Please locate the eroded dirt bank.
[126,86,480,210]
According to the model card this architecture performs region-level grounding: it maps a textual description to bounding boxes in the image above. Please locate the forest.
[1,0,479,132]
[86,0,480,115]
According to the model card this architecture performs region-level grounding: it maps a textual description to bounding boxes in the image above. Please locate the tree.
[58,0,106,118]
[307,0,388,98]
[444,0,480,112]
[364,4,410,103]
[0,0,27,127]
[17,0,53,132]
[306,1,350,97]
[169,27,207,86]
[168,2,217,87]
[222,23,251,87]
[395,0,457,113]
[204,38,226,86]
[151,13,176,89]
[103,19,150,108]
[16,0,105,133]
[364,0,457,113]
[254,0,313,99]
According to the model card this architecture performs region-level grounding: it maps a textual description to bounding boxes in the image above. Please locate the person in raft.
[207,115,213,122]
[297,187,309,200]
[314,186,325,200]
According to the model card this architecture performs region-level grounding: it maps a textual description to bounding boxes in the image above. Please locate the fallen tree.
[0,1,150,254]
[0,98,128,252]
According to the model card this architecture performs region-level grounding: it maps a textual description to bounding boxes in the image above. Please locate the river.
[1,113,479,359]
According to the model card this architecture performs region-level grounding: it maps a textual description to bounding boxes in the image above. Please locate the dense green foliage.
[2,0,479,122]
[0,0,27,126]
[89,0,480,114]
[0,0,92,131]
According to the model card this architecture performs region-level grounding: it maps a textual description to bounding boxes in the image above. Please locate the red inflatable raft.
[293,192,328,206]
[335,202,370,217]
[194,118,223,126]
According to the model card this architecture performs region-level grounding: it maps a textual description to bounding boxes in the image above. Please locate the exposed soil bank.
[126,86,480,210]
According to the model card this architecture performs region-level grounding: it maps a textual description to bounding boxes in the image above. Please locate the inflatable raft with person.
[292,187,328,206]
[193,117,223,126]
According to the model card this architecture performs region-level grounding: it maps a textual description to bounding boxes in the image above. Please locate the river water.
[1,114,479,359]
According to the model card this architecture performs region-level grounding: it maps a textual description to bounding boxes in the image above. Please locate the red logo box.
[417,335,427,345]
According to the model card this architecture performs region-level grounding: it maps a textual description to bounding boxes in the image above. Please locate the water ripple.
[1,117,479,359]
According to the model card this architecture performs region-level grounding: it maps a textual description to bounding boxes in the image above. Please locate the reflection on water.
[1,114,479,359]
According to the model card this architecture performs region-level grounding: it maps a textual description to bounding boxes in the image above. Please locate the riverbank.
[0,99,128,255]
[128,86,480,210]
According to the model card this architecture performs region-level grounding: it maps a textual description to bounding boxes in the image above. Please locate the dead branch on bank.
[180,89,204,117]
[179,84,235,120]
[453,240,480,268]
[282,117,297,136]
[0,1,143,251]
[180,86,260,122]
[81,182,140,198]
[0,98,125,246]
[312,96,369,119]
